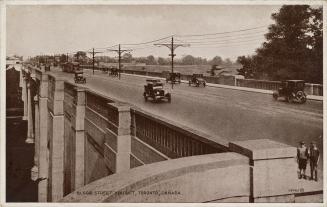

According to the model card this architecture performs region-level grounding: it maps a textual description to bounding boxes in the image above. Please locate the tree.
[158,57,169,65]
[74,51,87,62]
[60,54,67,63]
[181,55,196,65]
[236,56,255,78]
[146,55,157,65]
[122,53,133,63]
[210,56,223,66]
[223,58,233,66]
[236,5,323,83]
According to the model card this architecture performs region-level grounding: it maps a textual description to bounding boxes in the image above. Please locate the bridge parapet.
[61,152,250,203]
[131,108,228,162]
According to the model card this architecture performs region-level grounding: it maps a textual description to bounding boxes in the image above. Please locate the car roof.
[146,79,161,82]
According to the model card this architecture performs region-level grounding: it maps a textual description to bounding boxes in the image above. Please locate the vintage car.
[273,80,307,103]
[164,71,181,84]
[189,73,206,87]
[143,79,171,102]
[74,70,86,84]
[45,64,51,71]
[109,67,119,77]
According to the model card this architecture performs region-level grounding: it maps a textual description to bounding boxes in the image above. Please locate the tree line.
[31,52,238,67]
[236,5,323,84]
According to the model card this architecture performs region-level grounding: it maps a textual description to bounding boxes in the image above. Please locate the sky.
[6,5,283,61]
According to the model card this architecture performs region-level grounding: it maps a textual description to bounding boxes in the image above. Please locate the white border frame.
[0,1,326,207]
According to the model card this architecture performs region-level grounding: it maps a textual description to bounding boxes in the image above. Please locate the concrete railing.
[61,138,301,203]
[131,108,228,160]
[61,152,251,203]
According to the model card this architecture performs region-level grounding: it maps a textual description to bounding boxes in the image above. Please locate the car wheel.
[188,81,191,86]
[143,93,148,101]
[203,82,206,87]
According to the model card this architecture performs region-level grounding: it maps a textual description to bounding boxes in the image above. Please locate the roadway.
[51,68,323,164]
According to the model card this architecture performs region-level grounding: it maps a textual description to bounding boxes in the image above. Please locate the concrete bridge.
[19,64,323,203]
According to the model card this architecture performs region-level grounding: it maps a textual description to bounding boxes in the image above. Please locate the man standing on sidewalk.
[297,141,309,179]
[309,141,320,181]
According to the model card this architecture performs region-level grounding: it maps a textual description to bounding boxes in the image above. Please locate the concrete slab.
[229,139,296,160]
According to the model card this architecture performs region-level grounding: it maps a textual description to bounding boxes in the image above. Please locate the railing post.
[22,70,28,120]
[73,87,86,190]
[31,95,40,181]
[229,139,297,202]
[104,102,131,173]
[38,73,49,202]
[48,76,65,201]
[25,75,34,144]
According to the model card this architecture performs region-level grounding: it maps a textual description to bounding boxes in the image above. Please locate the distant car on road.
[189,74,206,87]
[143,79,171,103]
[74,70,86,84]
[164,71,181,84]
[109,67,119,77]
[273,80,307,103]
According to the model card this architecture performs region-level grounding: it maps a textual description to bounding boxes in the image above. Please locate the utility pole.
[107,44,132,80]
[92,48,95,75]
[66,53,69,62]
[154,36,190,89]
[88,48,102,75]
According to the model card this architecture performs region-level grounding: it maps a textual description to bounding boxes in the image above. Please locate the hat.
[300,141,305,144]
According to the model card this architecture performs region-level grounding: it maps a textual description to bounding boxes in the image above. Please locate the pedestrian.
[297,141,308,179]
[309,141,320,181]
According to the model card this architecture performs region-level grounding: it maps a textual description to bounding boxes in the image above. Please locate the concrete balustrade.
[60,152,250,203]
[131,108,228,160]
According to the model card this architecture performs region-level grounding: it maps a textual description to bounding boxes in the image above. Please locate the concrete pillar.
[111,103,131,173]
[31,95,40,181]
[22,74,28,120]
[48,76,65,201]
[25,78,34,143]
[37,73,49,202]
[73,88,86,190]
[229,139,297,202]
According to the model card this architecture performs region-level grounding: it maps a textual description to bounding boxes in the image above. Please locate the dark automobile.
[143,79,171,102]
[273,80,307,103]
[74,70,86,84]
[45,64,51,71]
[109,67,119,77]
[189,73,206,87]
[165,71,181,84]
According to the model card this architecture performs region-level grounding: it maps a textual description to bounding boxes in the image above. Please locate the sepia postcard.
[1,0,326,206]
